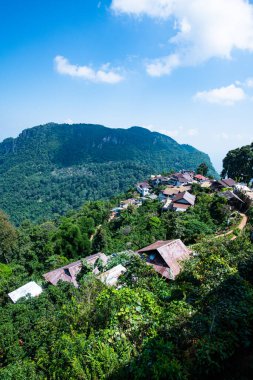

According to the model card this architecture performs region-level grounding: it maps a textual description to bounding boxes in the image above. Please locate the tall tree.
[197,162,209,176]
[222,143,253,182]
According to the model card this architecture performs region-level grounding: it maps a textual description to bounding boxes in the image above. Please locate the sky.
[1,0,253,171]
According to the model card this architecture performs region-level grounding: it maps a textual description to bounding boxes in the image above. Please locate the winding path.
[215,213,248,241]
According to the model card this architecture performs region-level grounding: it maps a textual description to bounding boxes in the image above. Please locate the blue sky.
[1,0,253,171]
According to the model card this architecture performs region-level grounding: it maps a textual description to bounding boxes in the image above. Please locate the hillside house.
[235,184,253,202]
[136,182,151,197]
[138,240,191,280]
[8,281,43,303]
[159,185,192,202]
[194,174,209,183]
[171,191,196,212]
[120,199,137,209]
[43,253,108,287]
[150,175,171,187]
[218,190,244,210]
[169,173,193,186]
[181,170,195,178]
[211,178,236,191]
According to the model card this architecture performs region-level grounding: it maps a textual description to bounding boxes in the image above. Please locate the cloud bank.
[194,84,246,106]
[111,0,253,76]
[54,56,124,84]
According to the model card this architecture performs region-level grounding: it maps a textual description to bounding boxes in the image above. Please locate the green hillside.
[0,123,216,224]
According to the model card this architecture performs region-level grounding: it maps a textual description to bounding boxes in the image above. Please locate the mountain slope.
[0,123,216,224]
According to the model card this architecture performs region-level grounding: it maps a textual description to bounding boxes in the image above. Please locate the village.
[8,169,253,304]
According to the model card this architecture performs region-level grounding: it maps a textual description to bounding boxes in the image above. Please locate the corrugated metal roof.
[8,281,43,303]
[98,264,127,286]
[43,253,108,287]
[172,203,190,210]
[138,240,173,253]
[172,191,196,206]
[138,240,190,280]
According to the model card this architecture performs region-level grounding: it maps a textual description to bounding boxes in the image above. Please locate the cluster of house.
[148,171,208,212]
[110,171,208,218]
[9,170,253,303]
[8,239,191,303]
[8,252,127,303]
[211,178,253,209]
[110,171,253,218]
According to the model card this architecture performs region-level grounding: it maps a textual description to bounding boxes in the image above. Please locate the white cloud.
[146,54,181,77]
[246,77,253,87]
[111,0,173,18]
[194,84,246,106]
[54,56,124,84]
[111,0,253,76]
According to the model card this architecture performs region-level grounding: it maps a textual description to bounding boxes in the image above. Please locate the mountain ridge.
[0,123,217,224]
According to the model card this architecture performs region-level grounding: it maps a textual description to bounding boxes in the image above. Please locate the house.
[160,176,171,185]
[218,190,244,209]
[194,174,209,183]
[211,178,236,191]
[8,281,43,303]
[159,186,192,202]
[169,173,193,186]
[235,184,253,202]
[150,175,163,186]
[138,240,190,280]
[171,191,196,212]
[181,170,195,178]
[120,199,136,209]
[136,182,151,196]
[97,264,127,286]
[43,253,108,287]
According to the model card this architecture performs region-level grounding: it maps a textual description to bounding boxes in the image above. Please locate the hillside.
[0,180,253,379]
[0,123,216,224]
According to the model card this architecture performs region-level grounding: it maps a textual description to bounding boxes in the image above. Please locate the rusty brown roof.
[43,252,108,287]
[138,240,190,280]
[138,240,173,253]
[221,178,236,187]
[172,203,190,210]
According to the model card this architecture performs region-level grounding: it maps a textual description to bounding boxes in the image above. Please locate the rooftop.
[8,281,43,303]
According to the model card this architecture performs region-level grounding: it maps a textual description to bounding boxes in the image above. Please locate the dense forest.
[0,123,217,224]
[1,180,253,379]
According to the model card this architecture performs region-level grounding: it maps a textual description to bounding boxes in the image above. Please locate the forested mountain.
[0,123,216,224]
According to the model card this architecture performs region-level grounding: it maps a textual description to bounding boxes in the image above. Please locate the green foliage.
[53,219,91,260]
[196,162,208,176]
[1,174,253,379]
[222,142,253,182]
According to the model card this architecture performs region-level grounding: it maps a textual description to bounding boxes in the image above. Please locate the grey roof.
[218,190,244,203]
[172,191,196,206]
[98,264,127,286]
[8,281,43,303]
